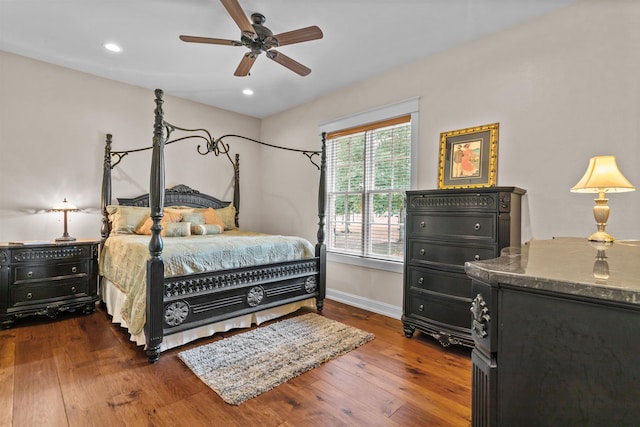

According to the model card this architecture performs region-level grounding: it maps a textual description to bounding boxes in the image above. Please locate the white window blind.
[326,115,412,262]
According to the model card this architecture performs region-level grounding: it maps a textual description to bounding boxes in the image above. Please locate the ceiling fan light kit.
[179,0,323,77]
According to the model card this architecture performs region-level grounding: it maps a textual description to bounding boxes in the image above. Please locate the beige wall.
[260,0,640,311]
[0,51,261,242]
[1,0,638,316]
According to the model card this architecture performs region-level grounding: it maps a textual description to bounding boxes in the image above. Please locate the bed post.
[145,89,166,363]
[100,134,113,245]
[316,133,327,312]
[233,153,240,228]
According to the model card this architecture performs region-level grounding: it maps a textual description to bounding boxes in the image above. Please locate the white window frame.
[319,98,419,273]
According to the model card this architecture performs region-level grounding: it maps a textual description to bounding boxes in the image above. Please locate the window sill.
[327,251,404,273]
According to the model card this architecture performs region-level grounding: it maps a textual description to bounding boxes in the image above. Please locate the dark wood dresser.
[0,239,99,328]
[466,238,640,426]
[402,187,525,347]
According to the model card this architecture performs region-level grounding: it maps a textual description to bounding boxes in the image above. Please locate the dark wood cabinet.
[402,187,525,347]
[0,239,99,328]
[466,238,640,426]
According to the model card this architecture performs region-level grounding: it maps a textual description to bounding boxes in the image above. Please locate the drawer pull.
[418,277,424,284]
[418,304,424,312]
[419,248,426,256]
[71,286,76,293]
[27,271,33,278]
[71,267,77,273]
[420,221,426,228]
[474,254,481,261]
[26,292,33,300]
[474,223,481,231]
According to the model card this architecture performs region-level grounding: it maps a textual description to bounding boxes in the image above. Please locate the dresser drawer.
[407,266,471,299]
[13,261,88,283]
[406,191,501,212]
[406,292,472,331]
[11,280,90,306]
[408,240,497,267]
[12,245,92,263]
[408,212,496,242]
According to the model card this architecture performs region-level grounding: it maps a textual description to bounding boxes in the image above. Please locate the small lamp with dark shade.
[49,198,80,242]
[570,156,635,242]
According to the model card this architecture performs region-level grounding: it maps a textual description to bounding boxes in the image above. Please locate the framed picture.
[438,123,499,189]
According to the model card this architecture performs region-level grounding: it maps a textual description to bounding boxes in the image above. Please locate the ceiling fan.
[179,0,323,77]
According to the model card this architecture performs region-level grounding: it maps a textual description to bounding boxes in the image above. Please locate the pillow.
[136,210,183,236]
[181,211,206,225]
[202,207,226,229]
[190,223,223,235]
[165,206,193,216]
[215,205,237,230]
[191,224,206,235]
[167,206,225,229]
[164,222,192,237]
[106,205,149,235]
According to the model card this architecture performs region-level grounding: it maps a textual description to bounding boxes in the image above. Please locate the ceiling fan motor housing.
[241,13,278,54]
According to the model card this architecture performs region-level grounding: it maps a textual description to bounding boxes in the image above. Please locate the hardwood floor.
[0,300,471,426]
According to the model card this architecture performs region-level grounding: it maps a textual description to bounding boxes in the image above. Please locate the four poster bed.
[100,89,327,363]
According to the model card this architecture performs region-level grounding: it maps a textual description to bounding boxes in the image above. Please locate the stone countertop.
[465,237,640,306]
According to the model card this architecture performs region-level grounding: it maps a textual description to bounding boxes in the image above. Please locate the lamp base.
[588,230,614,243]
[55,235,76,242]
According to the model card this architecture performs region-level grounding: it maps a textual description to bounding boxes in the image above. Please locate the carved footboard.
[161,258,320,334]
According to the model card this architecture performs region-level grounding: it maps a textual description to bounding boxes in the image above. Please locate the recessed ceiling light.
[242,88,254,96]
[104,43,122,53]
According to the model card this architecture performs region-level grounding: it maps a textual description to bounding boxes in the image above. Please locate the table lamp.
[570,156,635,242]
[50,198,80,242]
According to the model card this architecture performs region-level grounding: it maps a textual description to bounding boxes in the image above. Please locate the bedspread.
[99,230,315,335]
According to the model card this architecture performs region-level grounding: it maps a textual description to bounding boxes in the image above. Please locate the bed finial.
[104,134,113,170]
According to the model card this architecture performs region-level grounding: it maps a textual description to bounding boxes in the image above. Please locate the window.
[320,98,418,270]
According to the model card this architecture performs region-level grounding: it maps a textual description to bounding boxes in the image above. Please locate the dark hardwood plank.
[0,330,16,427]
[0,299,471,426]
[13,333,68,426]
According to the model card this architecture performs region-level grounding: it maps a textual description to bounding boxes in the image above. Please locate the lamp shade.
[50,198,79,212]
[570,156,636,193]
[49,198,79,242]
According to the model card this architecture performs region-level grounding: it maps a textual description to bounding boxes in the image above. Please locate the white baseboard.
[325,288,402,320]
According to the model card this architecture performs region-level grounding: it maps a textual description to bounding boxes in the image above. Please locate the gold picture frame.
[438,123,499,189]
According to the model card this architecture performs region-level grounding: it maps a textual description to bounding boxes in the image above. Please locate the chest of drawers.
[402,187,525,347]
[0,239,100,328]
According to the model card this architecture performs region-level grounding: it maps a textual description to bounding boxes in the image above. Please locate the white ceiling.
[0,0,575,118]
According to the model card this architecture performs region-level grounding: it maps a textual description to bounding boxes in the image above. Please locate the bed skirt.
[100,277,315,352]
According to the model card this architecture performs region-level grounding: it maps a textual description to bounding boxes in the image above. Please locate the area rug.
[177,312,375,405]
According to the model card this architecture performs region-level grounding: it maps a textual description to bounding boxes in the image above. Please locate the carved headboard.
[117,184,232,210]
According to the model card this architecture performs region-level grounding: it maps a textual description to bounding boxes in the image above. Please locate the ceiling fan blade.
[220,0,255,39]
[179,35,242,46]
[234,52,257,77]
[273,25,323,47]
[266,50,311,76]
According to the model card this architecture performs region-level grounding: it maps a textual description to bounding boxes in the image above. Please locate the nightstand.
[0,239,100,328]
